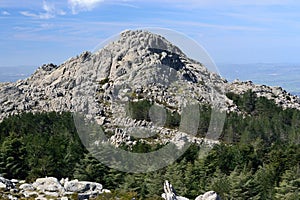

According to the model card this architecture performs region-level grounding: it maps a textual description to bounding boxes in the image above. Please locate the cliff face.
[0,30,299,145]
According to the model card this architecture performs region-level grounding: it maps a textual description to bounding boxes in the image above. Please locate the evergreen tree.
[209,168,230,199]
[0,132,28,179]
[191,158,210,195]
[183,162,199,198]
[145,171,164,199]
[252,165,276,199]
[120,173,149,199]
[241,90,256,114]
[275,165,300,200]
[163,159,186,196]
[73,153,108,183]
[103,168,125,190]
[227,167,256,200]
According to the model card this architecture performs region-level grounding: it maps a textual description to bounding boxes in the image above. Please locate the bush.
[127,100,153,121]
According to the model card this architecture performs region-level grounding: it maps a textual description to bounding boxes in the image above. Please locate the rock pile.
[1,177,222,200]
[0,176,110,200]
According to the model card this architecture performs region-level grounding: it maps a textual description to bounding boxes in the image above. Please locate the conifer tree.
[73,153,108,183]
[275,165,300,200]
[0,132,28,179]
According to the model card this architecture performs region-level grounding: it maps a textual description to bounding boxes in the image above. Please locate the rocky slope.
[228,79,300,110]
[1,176,220,200]
[0,30,299,146]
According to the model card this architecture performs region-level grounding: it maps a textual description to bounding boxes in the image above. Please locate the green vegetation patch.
[0,92,299,199]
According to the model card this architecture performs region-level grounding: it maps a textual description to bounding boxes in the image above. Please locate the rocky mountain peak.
[0,29,299,147]
[92,30,210,85]
[114,30,184,56]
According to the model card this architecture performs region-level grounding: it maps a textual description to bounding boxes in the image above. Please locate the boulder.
[64,179,103,193]
[10,179,19,184]
[0,182,6,189]
[102,189,111,193]
[60,177,69,186]
[161,180,221,200]
[43,191,59,197]
[195,191,221,200]
[19,183,34,191]
[32,177,64,193]
[0,177,15,190]
[161,180,189,200]
[0,176,109,199]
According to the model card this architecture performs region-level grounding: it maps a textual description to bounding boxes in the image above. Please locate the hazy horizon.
[2,1,300,67]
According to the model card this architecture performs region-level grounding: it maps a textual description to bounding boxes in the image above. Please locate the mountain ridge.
[0,30,299,146]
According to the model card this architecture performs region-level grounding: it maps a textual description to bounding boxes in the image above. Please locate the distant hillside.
[218,63,300,96]
[0,65,36,82]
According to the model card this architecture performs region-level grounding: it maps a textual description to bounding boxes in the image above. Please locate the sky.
[1,0,300,68]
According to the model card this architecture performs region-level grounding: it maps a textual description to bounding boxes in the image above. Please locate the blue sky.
[1,0,300,68]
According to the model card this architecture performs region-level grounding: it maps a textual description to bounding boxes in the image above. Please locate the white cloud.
[20,11,40,18]
[20,1,66,19]
[1,11,10,15]
[68,0,104,14]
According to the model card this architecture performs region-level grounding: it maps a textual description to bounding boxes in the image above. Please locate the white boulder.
[195,191,221,200]
[32,177,64,193]
[64,179,103,193]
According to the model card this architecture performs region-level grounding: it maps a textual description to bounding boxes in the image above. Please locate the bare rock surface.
[33,177,64,193]
[0,30,299,148]
[162,180,189,200]
[0,177,15,190]
[0,176,109,200]
[195,191,222,200]
[162,180,221,200]
[228,80,300,110]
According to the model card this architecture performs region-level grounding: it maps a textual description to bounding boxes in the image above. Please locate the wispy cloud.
[20,1,66,19]
[109,2,139,9]
[68,0,104,14]
[160,20,267,32]
[1,11,10,15]
[67,0,139,14]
